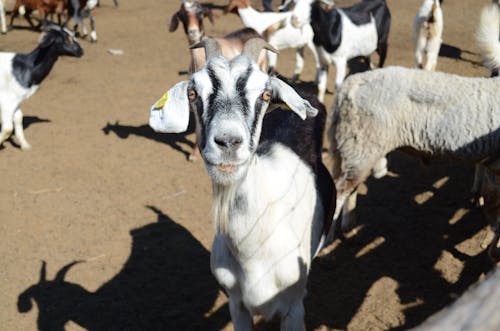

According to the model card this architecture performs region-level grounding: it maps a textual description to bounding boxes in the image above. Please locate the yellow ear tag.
[153,92,169,110]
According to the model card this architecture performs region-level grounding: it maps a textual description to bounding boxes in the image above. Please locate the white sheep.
[413,0,443,71]
[327,66,500,245]
[149,38,335,331]
[0,26,83,150]
[225,0,321,83]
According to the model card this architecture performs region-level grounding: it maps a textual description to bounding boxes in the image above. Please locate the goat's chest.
[211,149,322,311]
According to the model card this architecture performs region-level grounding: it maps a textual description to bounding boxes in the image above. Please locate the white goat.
[328,67,500,256]
[0,26,83,150]
[413,0,444,71]
[149,38,334,331]
[226,0,321,82]
[477,0,500,77]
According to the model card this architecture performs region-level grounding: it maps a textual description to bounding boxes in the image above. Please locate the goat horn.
[39,261,47,283]
[190,38,222,61]
[243,38,278,63]
[54,260,83,282]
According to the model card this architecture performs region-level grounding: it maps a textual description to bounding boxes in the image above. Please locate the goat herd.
[1,0,499,330]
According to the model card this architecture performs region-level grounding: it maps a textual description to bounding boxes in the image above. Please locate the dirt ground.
[0,0,497,330]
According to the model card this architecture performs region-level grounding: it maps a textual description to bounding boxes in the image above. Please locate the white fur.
[149,52,327,330]
[229,0,321,82]
[476,1,500,73]
[413,0,443,71]
[328,66,500,233]
[0,53,38,150]
[316,10,379,101]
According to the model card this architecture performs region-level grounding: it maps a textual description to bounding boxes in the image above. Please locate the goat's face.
[169,1,214,45]
[291,0,315,28]
[149,49,317,185]
[39,26,84,57]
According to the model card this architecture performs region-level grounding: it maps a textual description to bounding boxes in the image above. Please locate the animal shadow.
[17,206,229,331]
[102,112,196,160]
[439,43,482,66]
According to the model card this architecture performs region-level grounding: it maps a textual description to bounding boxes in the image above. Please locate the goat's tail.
[476,3,500,73]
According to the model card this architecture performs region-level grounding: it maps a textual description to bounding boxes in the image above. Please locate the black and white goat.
[307,0,391,101]
[149,38,335,330]
[0,25,83,150]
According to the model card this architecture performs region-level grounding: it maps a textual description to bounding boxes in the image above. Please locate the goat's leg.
[89,9,97,42]
[341,189,358,233]
[414,34,426,69]
[424,38,441,71]
[307,39,321,84]
[229,298,253,331]
[377,41,388,68]
[488,231,500,265]
[267,50,278,76]
[333,57,347,91]
[0,0,6,34]
[316,65,328,103]
[291,47,305,82]
[0,102,15,147]
[280,300,306,331]
[13,108,31,150]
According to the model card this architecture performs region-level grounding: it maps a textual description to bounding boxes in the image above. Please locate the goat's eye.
[188,89,197,102]
[262,90,272,102]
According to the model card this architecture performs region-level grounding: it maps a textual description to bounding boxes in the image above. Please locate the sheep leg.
[13,108,30,150]
[280,300,306,331]
[229,298,253,331]
[291,47,305,82]
[471,165,485,207]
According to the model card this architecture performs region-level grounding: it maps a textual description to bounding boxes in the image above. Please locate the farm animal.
[309,0,391,101]
[169,0,267,161]
[149,38,335,330]
[225,0,321,83]
[9,0,66,30]
[477,0,500,77]
[0,0,6,34]
[67,0,99,42]
[413,0,443,71]
[327,67,500,257]
[0,25,83,150]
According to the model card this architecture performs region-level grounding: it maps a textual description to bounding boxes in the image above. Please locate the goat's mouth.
[217,164,237,173]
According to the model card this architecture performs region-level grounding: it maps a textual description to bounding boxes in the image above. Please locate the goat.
[308,0,391,102]
[0,25,83,150]
[169,0,267,161]
[413,0,444,71]
[0,0,6,34]
[67,0,99,42]
[225,0,321,83]
[149,38,335,330]
[9,0,66,30]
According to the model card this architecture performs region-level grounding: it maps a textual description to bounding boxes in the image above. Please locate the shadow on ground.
[17,206,229,331]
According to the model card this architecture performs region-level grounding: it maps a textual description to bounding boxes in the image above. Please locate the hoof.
[21,144,32,151]
[188,154,197,162]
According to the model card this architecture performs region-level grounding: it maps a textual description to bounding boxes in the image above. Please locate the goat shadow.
[439,43,482,66]
[102,112,197,161]
[299,152,495,331]
[17,206,229,331]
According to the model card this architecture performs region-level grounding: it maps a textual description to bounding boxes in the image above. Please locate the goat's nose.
[214,134,243,150]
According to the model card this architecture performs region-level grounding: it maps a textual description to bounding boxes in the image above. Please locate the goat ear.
[149,81,191,133]
[269,77,318,119]
[202,6,216,24]
[169,12,180,32]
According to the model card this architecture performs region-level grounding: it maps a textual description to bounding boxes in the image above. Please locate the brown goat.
[9,0,67,30]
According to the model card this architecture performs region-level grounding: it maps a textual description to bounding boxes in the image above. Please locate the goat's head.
[169,0,215,45]
[39,25,84,57]
[149,38,318,185]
